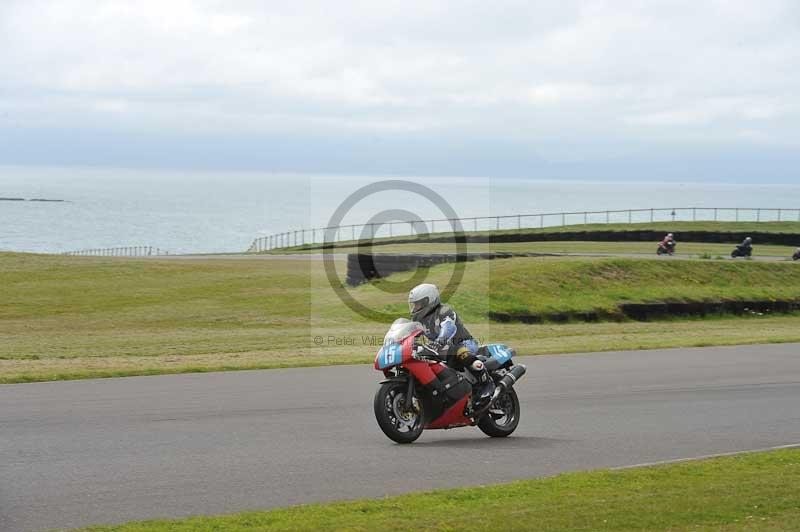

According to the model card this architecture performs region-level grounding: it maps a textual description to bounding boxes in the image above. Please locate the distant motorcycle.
[657,241,676,256]
[373,319,526,444]
[793,249,800,261]
[731,245,752,258]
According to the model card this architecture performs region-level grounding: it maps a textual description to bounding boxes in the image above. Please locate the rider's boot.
[470,360,495,402]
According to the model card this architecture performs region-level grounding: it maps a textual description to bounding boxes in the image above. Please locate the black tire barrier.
[345,252,556,286]
[488,299,800,323]
[461,230,800,246]
[300,229,800,252]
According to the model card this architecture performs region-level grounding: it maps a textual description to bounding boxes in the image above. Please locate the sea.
[2,166,800,254]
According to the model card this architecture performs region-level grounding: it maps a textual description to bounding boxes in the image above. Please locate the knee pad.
[455,345,471,361]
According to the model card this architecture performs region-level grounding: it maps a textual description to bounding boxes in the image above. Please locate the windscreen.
[383,319,424,344]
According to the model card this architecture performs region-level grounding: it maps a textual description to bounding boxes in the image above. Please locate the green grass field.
[3,252,800,383]
[75,447,800,531]
[445,256,800,317]
[358,255,800,319]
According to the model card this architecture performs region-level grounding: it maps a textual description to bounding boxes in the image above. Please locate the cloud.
[0,0,798,176]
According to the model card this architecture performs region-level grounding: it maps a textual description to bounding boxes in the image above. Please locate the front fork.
[380,371,418,411]
[405,374,415,410]
[394,359,444,412]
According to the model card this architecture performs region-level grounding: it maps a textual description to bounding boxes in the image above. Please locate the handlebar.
[413,344,444,362]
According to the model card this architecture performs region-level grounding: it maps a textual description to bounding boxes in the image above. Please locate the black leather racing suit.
[418,304,479,370]
[738,240,753,255]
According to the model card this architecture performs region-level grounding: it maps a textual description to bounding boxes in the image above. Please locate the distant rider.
[740,236,753,253]
[793,248,800,261]
[659,233,676,250]
[732,236,754,258]
[407,283,495,401]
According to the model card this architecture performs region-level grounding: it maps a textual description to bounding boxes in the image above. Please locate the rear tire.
[477,388,520,437]
[374,381,424,444]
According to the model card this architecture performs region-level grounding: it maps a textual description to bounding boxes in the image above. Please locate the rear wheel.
[374,381,423,444]
[477,388,520,437]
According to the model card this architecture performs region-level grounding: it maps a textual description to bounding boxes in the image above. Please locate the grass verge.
[480,257,800,317]
[3,253,800,383]
[75,447,800,531]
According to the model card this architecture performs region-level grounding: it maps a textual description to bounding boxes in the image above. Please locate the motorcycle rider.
[739,236,753,255]
[658,233,676,253]
[793,248,800,261]
[407,283,495,401]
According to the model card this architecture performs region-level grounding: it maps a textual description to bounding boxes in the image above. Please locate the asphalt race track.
[2,344,800,531]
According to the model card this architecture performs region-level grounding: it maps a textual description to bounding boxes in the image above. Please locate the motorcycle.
[793,250,800,261]
[373,318,526,444]
[731,244,752,258]
[657,240,676,255]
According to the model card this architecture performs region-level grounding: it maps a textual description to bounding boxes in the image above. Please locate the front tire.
[477,388,520,437]
[374,381,424,444]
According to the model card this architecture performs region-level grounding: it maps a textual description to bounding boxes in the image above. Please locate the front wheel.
[477,388,520,437]
[374,381,424,444]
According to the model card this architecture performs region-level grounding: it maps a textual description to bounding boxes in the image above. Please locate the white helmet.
[408,283,440,321]
[667,233,674,238]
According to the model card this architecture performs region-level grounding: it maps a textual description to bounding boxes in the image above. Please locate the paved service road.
[2,344,800,531]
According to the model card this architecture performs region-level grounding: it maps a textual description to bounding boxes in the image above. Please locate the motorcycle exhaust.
[474,364,526,420]
[492,364,526,400]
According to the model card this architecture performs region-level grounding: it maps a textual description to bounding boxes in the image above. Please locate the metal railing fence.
[62,246,169,257]
[248,207,800,253]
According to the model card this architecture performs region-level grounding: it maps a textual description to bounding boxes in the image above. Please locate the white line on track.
[613,443,800,470]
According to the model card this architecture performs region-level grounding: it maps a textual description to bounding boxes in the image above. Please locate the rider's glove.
[414,341,444,361]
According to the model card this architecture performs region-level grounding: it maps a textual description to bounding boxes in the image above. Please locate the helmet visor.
[409,297,429,315]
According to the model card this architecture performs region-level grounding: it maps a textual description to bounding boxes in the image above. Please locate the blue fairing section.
[376,343,404,369]
[486,344,514,366]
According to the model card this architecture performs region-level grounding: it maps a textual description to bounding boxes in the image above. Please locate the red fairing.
[405,359,438,386]
[375,329,424,371]
[430,364,447,376]
[401,331,421,362]
[426,395,471,429]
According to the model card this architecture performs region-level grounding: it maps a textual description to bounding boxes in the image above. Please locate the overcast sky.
[1,0,798,181]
